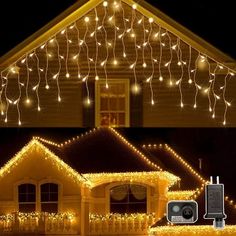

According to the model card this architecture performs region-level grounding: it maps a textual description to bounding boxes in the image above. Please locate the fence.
[89,213,156,235]
[0,212,78,234]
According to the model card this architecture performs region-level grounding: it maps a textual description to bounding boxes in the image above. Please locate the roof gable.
[0,138,89,186]
[0,0,235,69]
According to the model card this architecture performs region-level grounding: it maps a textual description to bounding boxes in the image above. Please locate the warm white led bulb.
[66,73,70,78]
[149,17,154,23]
[84,17,90,23]
[95,75,99,81]
[58,96,61,102]
[132,4,137,9]
[159,76,163,82]
[103,1,108,7]
[143,62,147,68]
[45,84,50,90]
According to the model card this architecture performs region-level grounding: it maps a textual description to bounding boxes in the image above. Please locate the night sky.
[0,0,236,59]
[0,128,236,198]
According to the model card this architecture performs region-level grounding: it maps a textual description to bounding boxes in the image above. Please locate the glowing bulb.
[45,84,50,90]
[169,81,173,86]
[194,104,197,109]
[223,120,226,126]
[61,29,66,35]
[131,33,135,38]
[84,17,90,23]
[226,102,231,106]
[146,76,152,83]
[177,61,182,66]
[131,83,141,94]
[130,63,135,69]
[95,75,99,81]
[123,52,126,58]
[143,62,147,68]
[103,1,108,7]
[132,4,137,9]
[149,17,154,23]
[181,102,184,108]
[151,99,155,105]
[95,17,99,21]
[212,113,215,119]
[18,120,21,126]
[53,74,58,79]
[106,83,109,89]
[188,79,193,84]
[4,118,7,123]
[66,73,70,78]
[159,76,163,82]
[49,39,55,43]
[113,59,118,65]
[58,96,61,102]
[38,106,41,111]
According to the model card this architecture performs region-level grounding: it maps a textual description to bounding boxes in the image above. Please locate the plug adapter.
[204,176,226,229]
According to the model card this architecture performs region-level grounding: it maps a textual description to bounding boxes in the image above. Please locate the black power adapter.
[204,176,227,229]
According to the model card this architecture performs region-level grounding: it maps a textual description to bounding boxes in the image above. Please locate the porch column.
[80,186,90,236]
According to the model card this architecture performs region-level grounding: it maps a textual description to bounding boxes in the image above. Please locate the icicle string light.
[0,0,235,125]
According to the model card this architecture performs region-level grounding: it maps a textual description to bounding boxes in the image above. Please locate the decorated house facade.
[0,128,205,235]
[0,0,236,127]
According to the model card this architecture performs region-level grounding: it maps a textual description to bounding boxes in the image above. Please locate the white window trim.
[14,179,62,213]
[95,79,130,127]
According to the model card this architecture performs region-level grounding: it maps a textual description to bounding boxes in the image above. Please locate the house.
[0,0,236,127]
[0,127,206,235]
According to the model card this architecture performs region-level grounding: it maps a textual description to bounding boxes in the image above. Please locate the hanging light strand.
[54,36,61,102]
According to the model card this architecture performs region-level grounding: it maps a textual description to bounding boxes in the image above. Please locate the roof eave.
[0,0,101,70]
[133,0,235,64]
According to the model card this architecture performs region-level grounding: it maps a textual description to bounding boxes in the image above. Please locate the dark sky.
[0,128,236,198]
[0,0,236,59]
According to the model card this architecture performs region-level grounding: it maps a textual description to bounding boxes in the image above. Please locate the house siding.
[1,0,235,127]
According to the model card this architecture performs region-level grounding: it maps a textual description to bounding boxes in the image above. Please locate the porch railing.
[89,213,156,235]
[0,212,78,234]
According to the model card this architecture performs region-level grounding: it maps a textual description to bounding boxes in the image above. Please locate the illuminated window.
[95,80,130,127]
[110,184,147,213]
[18,184,36,212]
[40,183,58,213]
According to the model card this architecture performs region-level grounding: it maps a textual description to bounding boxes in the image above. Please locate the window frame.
[95,79,130,127]
[105,182,150,214]
[40,183,59,213]
[17,183,36,213]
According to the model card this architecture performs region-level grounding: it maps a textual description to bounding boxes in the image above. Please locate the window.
[40,183,58,213]
[95,80,129,127]
[18,184,36,212]
[110,184,147,213]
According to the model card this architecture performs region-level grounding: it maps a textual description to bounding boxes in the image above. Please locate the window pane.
[110,184,147,214]
[50,184,58,192]
[50,193,58,202]
[19,204,36,213]
[27,193,36,202]
[19,194,27,203]
[97,81,128,127]
[41,193,49,202]
[100,98,109,111]
[18,184,36,203]
[41,203,58,213]
[118,98,125,110]
[118,113,125,126]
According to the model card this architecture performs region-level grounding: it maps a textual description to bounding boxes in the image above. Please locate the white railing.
[0,212,78,234]
[89,213,156,235]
